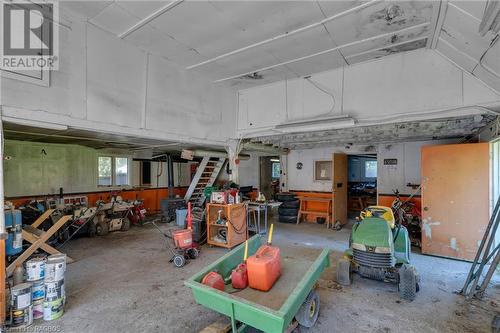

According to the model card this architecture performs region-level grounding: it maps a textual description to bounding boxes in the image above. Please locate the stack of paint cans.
[43,254,66,321]
[25,257,46,320]
[10,283,33,328]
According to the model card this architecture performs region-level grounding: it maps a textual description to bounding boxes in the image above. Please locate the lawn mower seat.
[360,206,395,229]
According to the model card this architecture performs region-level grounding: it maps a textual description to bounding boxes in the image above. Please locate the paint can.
[11,283,32,310]
[45,279,64,302]
[43,298,64,321]
[26,257,46,281]
[31,279,45,301]
[32,299,44,320]
[47,254,67,271]
[11,305,33,328]
[45,259,65,282]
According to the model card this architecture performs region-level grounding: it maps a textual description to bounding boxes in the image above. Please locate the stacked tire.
[277,193,299,224]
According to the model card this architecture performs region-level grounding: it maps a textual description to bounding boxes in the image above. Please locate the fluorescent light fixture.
[275,115,356,133]
[3,117,68,131]
[270,158,280,162]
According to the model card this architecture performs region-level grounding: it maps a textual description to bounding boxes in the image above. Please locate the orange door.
[332,153,348,226]
[421,143,489,260]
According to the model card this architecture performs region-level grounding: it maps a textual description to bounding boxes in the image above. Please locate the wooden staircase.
[184,157,226,207]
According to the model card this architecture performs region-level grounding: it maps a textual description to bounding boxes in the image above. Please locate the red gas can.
[247,245,281,291]
[201,271,225,291]
[231,263,248,289]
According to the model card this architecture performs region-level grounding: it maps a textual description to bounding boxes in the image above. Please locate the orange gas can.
[247,245,281,291]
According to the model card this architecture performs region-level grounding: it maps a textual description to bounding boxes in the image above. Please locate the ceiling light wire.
[304,77,336,114]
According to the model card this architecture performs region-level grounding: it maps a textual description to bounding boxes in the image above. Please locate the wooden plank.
[31,209,55,228]
[7,215,72,275]
[332,153,348,227]
[21,231,74,263]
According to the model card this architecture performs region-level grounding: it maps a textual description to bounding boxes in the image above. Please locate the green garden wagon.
[185,235,330,332]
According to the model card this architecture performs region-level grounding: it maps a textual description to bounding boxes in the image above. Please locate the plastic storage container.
[176,209,188,227]
[247,245,281,291]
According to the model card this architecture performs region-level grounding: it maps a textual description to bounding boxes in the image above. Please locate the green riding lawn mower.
[337,206,420,301]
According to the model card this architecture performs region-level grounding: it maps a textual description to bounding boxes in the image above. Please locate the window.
[365,160,377,178]
[272,162,281,179]
[98,156,129,186]
[314,160,332,181]
[98,157,112,186]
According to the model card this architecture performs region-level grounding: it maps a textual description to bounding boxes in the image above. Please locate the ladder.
[184,157,226,207]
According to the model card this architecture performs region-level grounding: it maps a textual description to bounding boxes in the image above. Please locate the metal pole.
[0,113,7,331]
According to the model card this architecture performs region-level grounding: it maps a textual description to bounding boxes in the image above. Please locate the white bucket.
[32,299,44,320]
[47,254,66,271]
[26,258,46,281]
[31,280,45,301]
[11,283,32,310]
[45,279,64,302]
[44,260,65,282]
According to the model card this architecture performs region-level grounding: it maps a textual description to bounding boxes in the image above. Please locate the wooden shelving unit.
[206,203,248,249]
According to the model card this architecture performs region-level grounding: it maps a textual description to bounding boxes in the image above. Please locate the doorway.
[259,156,280,200]
[347,154,377,216]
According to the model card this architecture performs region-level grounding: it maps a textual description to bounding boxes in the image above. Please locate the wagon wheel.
[295,290,320,328]
[173,255,186,268]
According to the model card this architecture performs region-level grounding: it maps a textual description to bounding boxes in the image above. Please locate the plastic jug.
[231,263,248,289]
[247,245,281,291]
[201,271,225,291]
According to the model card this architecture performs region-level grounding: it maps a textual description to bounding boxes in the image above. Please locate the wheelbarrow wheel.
[187,248,199,259]
[173,255,186,268]
[295,290,320,328]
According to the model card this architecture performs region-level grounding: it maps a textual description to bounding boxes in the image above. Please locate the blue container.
[176,209,188,227]
[5,210,23,256]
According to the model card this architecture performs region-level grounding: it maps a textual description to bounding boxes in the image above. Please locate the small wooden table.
[296,196,332,228]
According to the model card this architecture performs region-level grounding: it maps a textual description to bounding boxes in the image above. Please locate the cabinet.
[206,203,247,248]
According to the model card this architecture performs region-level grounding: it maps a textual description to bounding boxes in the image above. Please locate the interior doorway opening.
[347,154,378,217]
[259,156,280,200]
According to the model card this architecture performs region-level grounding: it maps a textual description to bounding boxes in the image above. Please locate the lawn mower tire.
[278,207,299,217]
[279,215,297,224]
[276,193,297,202]
[96,221,109,236]
[121,217,131,231]
[173,254,186,268]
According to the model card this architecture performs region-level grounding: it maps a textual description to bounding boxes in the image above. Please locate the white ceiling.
[62,0,445,86]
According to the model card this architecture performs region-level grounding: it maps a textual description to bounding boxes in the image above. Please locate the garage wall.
[3,140,190,197]
[238,155,260,188]
[237,49,500,137]
[1,14,237,146]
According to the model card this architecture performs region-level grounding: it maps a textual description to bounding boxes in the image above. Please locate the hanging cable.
[304,76,336,114]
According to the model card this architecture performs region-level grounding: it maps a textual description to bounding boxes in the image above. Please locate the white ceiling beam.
[213,22,430,83]
[118,0,184,39]
[186,0,383,70]
[428,0,448,49]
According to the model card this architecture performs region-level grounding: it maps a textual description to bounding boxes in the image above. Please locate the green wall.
[4,140,99,197]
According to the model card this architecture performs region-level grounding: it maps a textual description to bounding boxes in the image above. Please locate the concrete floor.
[32,217,500,333]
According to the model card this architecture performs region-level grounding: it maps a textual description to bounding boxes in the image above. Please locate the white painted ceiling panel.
[115,1,167,19]
[62,1,113,19]
[435,37,477,72]
[124,24,206,66]
[449,0,486,21]
[341,23,430,58]
[323,1,433,45]
[261,25,337,62]
[316,0,369,17]
[440,3,493,60]
[347,38,428,65]
[282,51,347,77]
[89,3,141,35]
